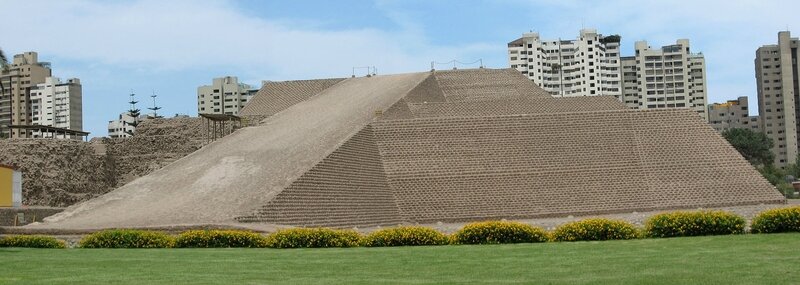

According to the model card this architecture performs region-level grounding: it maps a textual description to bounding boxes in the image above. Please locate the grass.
[1,233,798,284]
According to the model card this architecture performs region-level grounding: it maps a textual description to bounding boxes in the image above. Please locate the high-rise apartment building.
[509,31,708,120]
[708,96,760,132]
[622,40,708,121]
[508,29,623,98]
[197,76,258,115]
[29,77,83,138]
[0,52,52,138]
[756,31,800,167]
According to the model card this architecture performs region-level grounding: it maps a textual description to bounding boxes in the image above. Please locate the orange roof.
[0,164,16,170]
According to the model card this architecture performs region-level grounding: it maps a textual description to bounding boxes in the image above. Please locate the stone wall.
[104,117,205,186]
[0,139,115,207]
[0,117,205,207]
[0,207,64,226]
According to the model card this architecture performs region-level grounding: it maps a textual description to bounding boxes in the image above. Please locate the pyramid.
[38,68,784,230]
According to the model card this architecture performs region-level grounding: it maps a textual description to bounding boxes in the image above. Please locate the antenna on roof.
[431,59,484,71]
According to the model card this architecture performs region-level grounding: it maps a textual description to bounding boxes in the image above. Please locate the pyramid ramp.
[38,72,429,229]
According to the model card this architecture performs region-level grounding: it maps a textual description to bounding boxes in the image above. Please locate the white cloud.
[0,0,496,80]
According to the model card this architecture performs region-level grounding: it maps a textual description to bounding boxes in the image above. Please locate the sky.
[1,0,798,138]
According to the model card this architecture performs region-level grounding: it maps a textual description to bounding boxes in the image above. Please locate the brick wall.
[238,125,402,227]
[370,109,783,223]
[239,78,344,124]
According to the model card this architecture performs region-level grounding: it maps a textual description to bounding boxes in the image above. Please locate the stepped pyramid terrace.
[29,68,783,231]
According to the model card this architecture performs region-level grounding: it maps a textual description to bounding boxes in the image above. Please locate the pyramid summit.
[36,68,784,230]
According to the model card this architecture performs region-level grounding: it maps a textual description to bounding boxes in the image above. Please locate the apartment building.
[107,112,139,138]
[29,77,83,138]
[756,31,800,167]
[509,31,708,120]
[197,76,258,115]
[707,96,759,132]
[623,40,708,121]
[508,29,623,98]
[0,52,52,138]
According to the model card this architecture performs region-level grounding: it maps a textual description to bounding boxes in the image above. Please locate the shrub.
[751,206,800,234]
[551,218,639,242]
[265,228,361,248]
[174,230,268,248]
[0,235,66,248]
[644,210,745,238]
[79,229,174,248]
[362,226,449,247]
[451,221,549,245]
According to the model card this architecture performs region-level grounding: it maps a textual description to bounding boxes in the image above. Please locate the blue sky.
[1,0,798,138]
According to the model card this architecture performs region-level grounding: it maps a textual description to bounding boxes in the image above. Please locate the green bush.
[0,235,66,248]
[79,229,174,248]
[362,226,449,247]
[551,218,639,242]
[451,221,549,245]
[174,230,268,248]
[644,210,745,238]
[751,206,800,234]
[265,228,361,248]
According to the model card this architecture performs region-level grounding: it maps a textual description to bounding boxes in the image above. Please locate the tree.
[0,48,7,70]
[0,47,8,92]
[721,128,775,166]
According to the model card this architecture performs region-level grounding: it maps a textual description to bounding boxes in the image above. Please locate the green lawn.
[1,233,798,284]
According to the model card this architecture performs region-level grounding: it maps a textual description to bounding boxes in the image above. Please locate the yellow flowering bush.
[362,226,449,247]
[644,210,745,238]
[79,229,174,248]
[174,230,268,248]
[0,235,66,248]
[551,218,639,242]
[265,228,362,248]
[751,206,800,234]
[452,221,549,244]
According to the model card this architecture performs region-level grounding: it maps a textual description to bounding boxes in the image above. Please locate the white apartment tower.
[29,77,83,138]
[756,31,800,167]
[508,29,623,98]
[197,76,257,115]
[508,31,709,121]
[622,40,708,121]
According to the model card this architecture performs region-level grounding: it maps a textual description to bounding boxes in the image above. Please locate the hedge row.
[2,207,798,249]
[0,235,66,248]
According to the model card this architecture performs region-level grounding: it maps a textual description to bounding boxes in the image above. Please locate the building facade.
[107,112,138,138]
[29,77,83,138]
[508,29,623,98]
[508,31,708,121]
[622,40,708,121]
[756,31,800,167]
[708,96,760,132]
[197,76,257,115]
[0,52,52,138]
